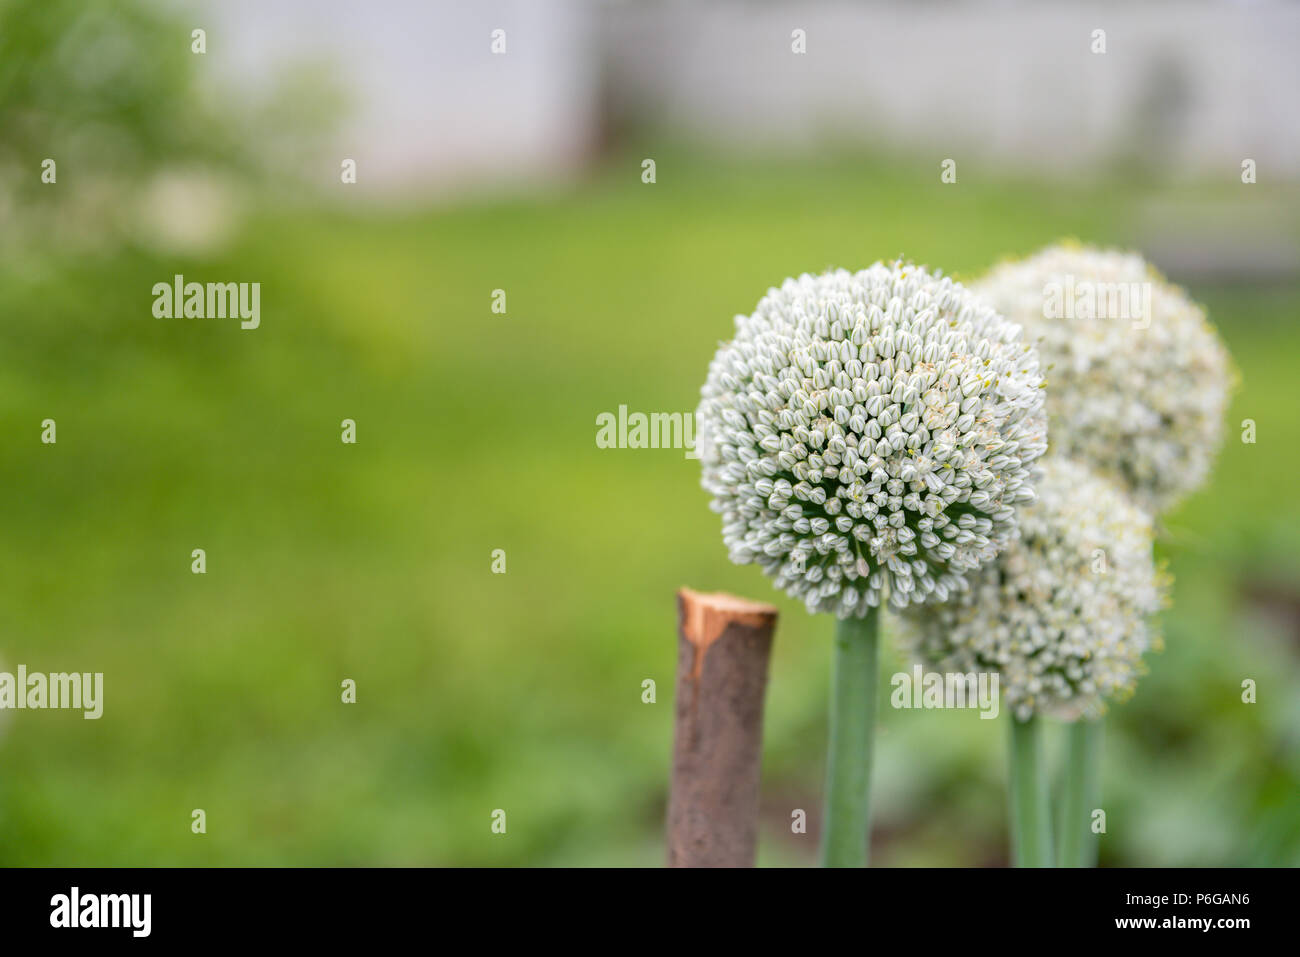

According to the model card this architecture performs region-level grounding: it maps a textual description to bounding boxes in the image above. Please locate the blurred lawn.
[1,152,1298,865]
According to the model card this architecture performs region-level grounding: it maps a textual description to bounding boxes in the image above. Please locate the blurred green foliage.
[0,0,230,227]
[0,0,219,161]
[0,0,343,256]
[1,145,1298,865]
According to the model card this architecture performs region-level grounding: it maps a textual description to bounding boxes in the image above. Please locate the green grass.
[1,151,1298,865]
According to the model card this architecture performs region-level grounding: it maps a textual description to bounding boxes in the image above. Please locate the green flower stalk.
[696,262,1047,865]
[1058,719,1102,867]
[1008,714,1052,867]
[820,610,879,866]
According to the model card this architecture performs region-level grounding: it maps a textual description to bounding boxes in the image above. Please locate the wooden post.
[667,588,778,867]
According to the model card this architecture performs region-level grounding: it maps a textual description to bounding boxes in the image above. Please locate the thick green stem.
[1058,718,1101,867]
[819,609,879,867]
[1007,714,1053,867]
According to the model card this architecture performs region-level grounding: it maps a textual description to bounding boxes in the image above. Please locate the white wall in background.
[203,0,599,192]
[197,0,1300,189]
[602,0,1300,180]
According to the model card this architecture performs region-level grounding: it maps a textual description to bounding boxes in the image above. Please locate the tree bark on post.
[667,588,778,867]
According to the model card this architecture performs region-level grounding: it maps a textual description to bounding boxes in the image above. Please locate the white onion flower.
[897,458,1167,721]
[973,243,1232,514]
[696,262,1048,616]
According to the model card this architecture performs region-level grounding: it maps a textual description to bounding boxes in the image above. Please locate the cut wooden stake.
[667,587,778,868]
